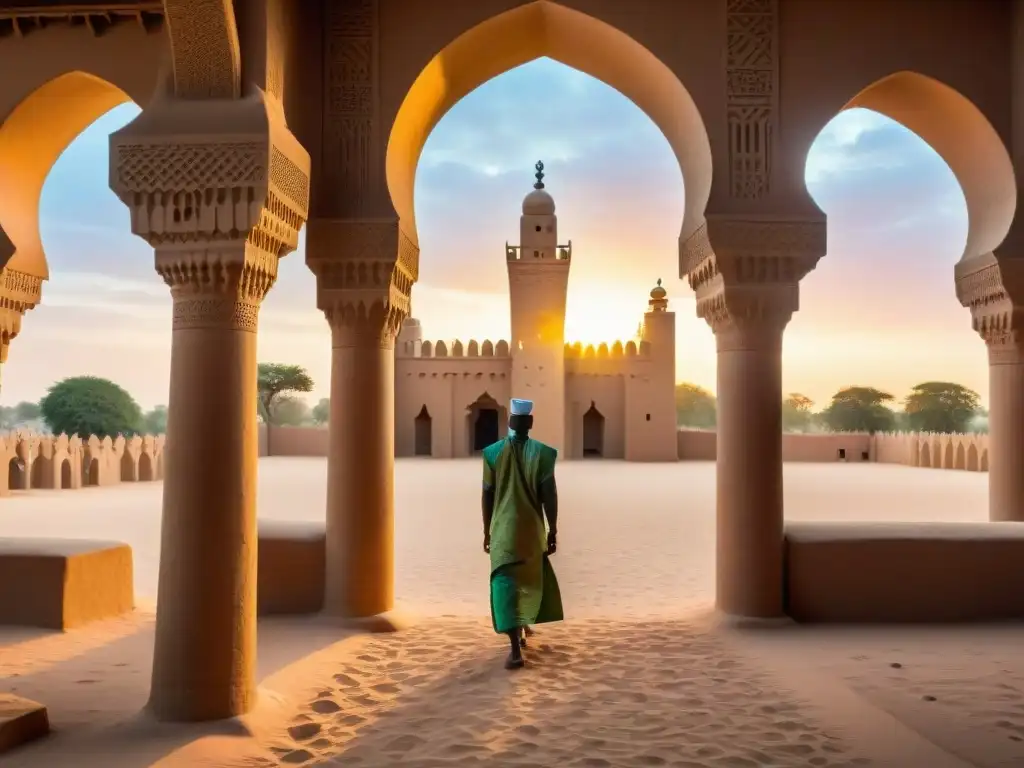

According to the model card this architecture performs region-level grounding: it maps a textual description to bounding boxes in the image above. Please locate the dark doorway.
[473,408,499,451]
[414,405,433,456]
[837,448,846,461]
[8,457,24,491]
[61,458,72,489]
[583,402,605,457]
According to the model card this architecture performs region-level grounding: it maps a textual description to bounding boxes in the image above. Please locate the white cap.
[510,398,534,416]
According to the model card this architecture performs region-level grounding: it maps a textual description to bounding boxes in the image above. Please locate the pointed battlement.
[564,340,651,359]
[397,338,512,358]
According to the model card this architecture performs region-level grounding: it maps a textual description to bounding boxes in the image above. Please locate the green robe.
[482,434,564,634]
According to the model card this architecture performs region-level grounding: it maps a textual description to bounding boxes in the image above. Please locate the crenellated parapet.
[0,432,165,495]
[564,340,651,360]
[397,338,511,358]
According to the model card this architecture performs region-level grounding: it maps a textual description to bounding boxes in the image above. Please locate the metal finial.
[534,160,545,189]
[657,278,662,287]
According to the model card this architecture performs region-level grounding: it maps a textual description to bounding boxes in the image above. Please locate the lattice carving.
[726,0,777,199]
[114,142,265,192]
[270,146,310,215]
[164,0,241,99]
[323,0,378,217]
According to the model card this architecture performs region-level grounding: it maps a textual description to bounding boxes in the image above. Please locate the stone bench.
[0,694,49,755]
[784,522,1024,622]
[258,520,325,616]
[0,538,134,630]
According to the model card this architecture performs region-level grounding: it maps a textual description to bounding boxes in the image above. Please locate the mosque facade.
[394,164,678,461]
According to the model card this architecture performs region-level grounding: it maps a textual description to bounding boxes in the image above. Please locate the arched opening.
[387,2,711,327]
[30,455,48,489]
[60,458,72,489]
[799,72,1007,473]
[967,443,980,472]
[120,450,135,482]
[414,405,433,457]
[943,441,954,470]
[466,393,503,453]
[582,401,605,457]
[955,443,966,470]
[981,450,990,472]
[7,456,24,491]
[84,456,100,487]
[138,453,154,482]
[920,442,931,468]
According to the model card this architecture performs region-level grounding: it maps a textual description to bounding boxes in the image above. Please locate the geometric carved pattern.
[270,147,310,214]
[114,143,265,192]
[164,0,241,99]
[726,0,777,199]
[323,0,377,217]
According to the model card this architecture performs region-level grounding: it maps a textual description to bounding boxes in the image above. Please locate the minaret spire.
[534,160,545,189]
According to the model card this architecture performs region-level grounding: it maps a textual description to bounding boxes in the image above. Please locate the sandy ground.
[0,458,1018,767]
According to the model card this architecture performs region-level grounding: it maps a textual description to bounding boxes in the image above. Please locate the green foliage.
[903,381,981,434]
[782,393,814,433]
[820,386,896,434]
[0,401,41,429]
[257,363,314,426]
[675,383,716,428]
[39,376,142,438]
[311,397,330,426]
[142,405,168,435]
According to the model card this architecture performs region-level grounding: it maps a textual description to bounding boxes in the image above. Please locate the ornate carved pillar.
[0,268,41,393]
[956,256,1024,521]
[684,217,825,619]
[306,219,416,623]
[108,89,310,721]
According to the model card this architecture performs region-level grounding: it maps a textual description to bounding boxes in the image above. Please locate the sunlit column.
[987,338,1024,521]
[688,217,826,620]
[307,220,415,622]
[108,97,310,721]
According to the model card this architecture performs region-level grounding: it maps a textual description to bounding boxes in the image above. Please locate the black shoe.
[505,652,525,670]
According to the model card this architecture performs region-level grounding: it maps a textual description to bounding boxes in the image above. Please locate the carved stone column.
[306,219,416,623]
[0,268,42,394]
[956,256,1024,521]
[108,90,310,721]
[684,217,826,619]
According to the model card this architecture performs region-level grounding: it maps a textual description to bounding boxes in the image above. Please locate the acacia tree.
[40,376,142,438]
[675,383,716,428]
[820,386,896,434]
[903,381,981,434]
[782,393,814,433]
[312,397,330,426]
[257,363,314,455]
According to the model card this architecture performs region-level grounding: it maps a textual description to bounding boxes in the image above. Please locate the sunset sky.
[4,57,986,411]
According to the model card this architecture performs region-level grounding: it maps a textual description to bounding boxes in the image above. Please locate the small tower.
[626,279,678,461]
[507,162,571,451]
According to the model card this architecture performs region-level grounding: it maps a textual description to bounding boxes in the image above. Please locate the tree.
[257,363,315,455]
[13,401,40,423]
[39,376,142,438]
[820,386,896,434]
[903,381,981,434]
[675,383,716,428]
[271,395,312,427]
[143,405,168,435]
[782,393,814,433]
[312,397,330,426]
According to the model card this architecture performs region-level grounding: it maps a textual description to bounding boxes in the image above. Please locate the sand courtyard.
[2,458,1022,767]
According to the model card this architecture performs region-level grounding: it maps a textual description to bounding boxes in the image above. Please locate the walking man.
[482,398,563,669]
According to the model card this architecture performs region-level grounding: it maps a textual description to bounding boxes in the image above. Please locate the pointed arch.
[386,0,711,251]
[839,71,1015,261]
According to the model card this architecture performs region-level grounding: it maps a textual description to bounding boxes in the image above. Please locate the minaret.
[507,161,571,451]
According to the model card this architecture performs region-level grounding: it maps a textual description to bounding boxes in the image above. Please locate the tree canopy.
[903,381,981,434]
[782,393,815,433]
[820,386,896,434]
[271,395,312,427]
[675,383,716,428]
[257,363,314,425]
[39,376,143,438]
[142,405,168,435]
[312,397,330,426]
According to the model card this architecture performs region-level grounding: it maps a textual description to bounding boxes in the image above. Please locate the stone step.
[0,694,49,754]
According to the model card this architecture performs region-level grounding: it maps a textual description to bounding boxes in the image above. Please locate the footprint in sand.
[287,722,321,741]
[310,698,341,714]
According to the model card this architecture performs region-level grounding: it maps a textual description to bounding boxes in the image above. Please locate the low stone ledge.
[258,520,325,616]
[0,694,49,754]
[785,522,1024,623]
[0,538,134,630]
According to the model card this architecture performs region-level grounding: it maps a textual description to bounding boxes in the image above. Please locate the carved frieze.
[323,0,378,217]
[725,0,777,199]
[164,0,241,99]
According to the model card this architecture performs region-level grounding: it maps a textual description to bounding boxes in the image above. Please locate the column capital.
[306,218,418,348]
[108,91,311,332]
[0,268,42,360]
[955,255,1024,364]
[681,216,826,345]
